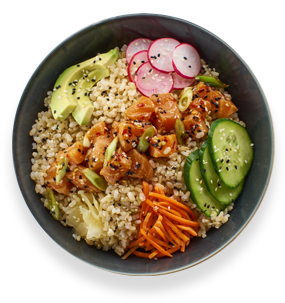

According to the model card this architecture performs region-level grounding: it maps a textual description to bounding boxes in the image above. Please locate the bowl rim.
[12,13,275,276]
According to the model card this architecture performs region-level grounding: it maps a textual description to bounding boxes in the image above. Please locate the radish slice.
[127,50,148,83]
[126,38,153,63]
[172,43,201,79]
[147,38,180,73]
[135,62,173,97]
[172,72,196,90]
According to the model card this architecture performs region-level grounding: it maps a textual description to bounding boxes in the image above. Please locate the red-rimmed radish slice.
[172,43,201,79]
[127,50,148,83]
[135,62,173,97]
[126,38,153,63]
[147,38,180,73]
[172,72,196,90]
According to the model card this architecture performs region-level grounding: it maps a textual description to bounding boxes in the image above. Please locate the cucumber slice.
[208,119,254,188]
[199,140,244,204]
[184,150,226,217]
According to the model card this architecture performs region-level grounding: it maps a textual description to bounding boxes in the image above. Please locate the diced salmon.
[57,141,86,165]
[192,82,237,118]
[65,165,101,193]
[84,122,108,144]
[149,93,181,133]
[182,112,208,140]
[110,121,119,138]
[125,97,155,122]
[149,134,177,158]
[45,162,72,195]
[117,121,153,152]
[126,149,153,179]
[100,148,132,185]
[85,134,113,172]
[187,98,211,118]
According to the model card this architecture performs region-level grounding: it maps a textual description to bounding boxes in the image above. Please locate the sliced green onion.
[56,157,69,185]
[178,87,193,112]
[195,76,228,88]
[46,187,60,221]
[82,168,108,191]
[103,136,118,168]
[175,119,185,145]
[137,126,156,153]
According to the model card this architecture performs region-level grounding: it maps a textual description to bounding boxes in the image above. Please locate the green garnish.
[46,187,60,221]
[175,119,185,145]
[195,76,228,88]
[82,168,108,191]
[103,136,118,168]
[178,87,193,112]
[137,126,156,153]
[56,157,69,185]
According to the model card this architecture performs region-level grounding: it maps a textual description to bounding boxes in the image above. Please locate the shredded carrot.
[121,182,200,260]
[128,236,145,249]
[149,192,197,220]
[143,181,149,199]
[158,208,200,227]
[121,245,140,260]
[132,251,151,258]
[141,229,172,257]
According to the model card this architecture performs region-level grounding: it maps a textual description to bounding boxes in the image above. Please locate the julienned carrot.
[154,226,167,243]
[143,181,149,198]
[149,192,197,220]
[158,208,200,227]
[141,229,172,257]
[153,201,183,217]
[122,182,200,260]
[163,217,190,242]
[176,225,198,237]
[132,251,151,258]
[128,236,145,249]
[121,245,140,260]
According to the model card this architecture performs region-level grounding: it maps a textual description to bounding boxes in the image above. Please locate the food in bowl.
[29,37,253,258]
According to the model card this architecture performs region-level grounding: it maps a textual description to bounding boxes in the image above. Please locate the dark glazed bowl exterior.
[13,14,274,275]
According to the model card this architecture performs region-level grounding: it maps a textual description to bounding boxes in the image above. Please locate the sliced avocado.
[51,48,119,121]
[50,66,78,120]
[72,68,110,125]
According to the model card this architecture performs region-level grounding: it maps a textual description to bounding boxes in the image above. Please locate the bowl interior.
[13,14,274,275]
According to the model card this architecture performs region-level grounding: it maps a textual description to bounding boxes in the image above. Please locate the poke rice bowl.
[13,14,274,275]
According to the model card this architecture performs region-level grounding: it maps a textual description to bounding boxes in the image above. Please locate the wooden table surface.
[12,13,275,276]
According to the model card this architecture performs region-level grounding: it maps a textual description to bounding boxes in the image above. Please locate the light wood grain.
[12,13,275,276]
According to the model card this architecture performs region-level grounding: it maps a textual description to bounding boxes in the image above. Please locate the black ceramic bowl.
[13,14,274,275]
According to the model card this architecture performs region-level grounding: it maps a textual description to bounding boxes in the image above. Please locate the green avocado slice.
[50,48,119,121]
[72,68,110,125]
